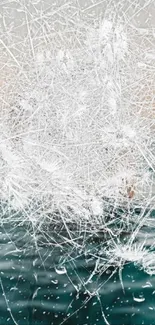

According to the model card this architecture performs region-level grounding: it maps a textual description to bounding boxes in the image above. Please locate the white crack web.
[1,0,155,323]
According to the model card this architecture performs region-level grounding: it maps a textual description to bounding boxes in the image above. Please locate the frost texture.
[0,0,155,277]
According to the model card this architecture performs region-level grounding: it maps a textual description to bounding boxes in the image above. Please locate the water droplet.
[55,266,67,275]
[133,296,145,302]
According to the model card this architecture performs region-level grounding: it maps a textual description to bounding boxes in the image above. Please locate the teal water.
[0,222,155,325]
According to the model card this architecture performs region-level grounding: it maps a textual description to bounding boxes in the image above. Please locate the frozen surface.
[1,1,155,323]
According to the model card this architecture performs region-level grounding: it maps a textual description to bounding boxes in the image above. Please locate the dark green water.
[0,222,155,325]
